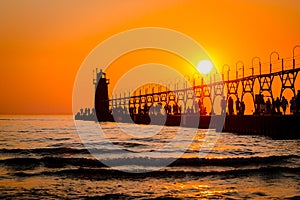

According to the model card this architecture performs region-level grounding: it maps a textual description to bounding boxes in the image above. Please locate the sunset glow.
[0,1,300,114]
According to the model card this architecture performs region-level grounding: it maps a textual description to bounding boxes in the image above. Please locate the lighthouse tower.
[94,69,110,121]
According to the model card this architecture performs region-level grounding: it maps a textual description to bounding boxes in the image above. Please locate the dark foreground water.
[0,115,299,199]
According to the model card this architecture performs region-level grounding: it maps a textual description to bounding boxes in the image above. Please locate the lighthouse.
[94,69,110,121]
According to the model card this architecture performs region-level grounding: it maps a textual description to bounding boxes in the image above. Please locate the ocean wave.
[0,147,90,155]
[10,166,300,180]
[0,157,106,169]
[169,155,299,167]
[1,155,298,169]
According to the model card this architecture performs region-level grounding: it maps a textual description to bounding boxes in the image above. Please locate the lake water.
[0,115,299,199]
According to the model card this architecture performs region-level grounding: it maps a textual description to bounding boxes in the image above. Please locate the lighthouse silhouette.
[94,69,110,121]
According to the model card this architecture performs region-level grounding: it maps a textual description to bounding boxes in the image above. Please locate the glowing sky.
[0,0,300,114]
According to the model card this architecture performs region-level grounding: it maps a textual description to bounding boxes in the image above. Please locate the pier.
[75,47,300,139]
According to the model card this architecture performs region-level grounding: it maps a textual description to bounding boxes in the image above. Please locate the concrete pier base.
[222,115,300,139]
[133,114,300,139]
[76,113,300,139]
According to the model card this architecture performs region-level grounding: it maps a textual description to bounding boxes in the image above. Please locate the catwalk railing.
[109,54,300,116]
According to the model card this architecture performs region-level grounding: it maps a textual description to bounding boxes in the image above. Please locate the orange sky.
[0,0,300,114]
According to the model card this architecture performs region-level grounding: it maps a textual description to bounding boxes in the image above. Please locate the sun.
[196,60,213,74]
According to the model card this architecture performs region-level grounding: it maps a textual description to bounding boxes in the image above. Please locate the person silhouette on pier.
[173,104,179,115]
[228,96,234,115]
[164,104,168,114]
[290,97,296,114]
[235,98,240,115]
[271,100,276,114]
[144,104,149,115]
[260,97,266,114]
[129,107,134,117]
[221,96,226,115]
[75,112,81,119]
[91,108,95,117]
[296,90,300,114]
[281,96,288,115]
[274,97,281,114]
[240,101,245,115]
